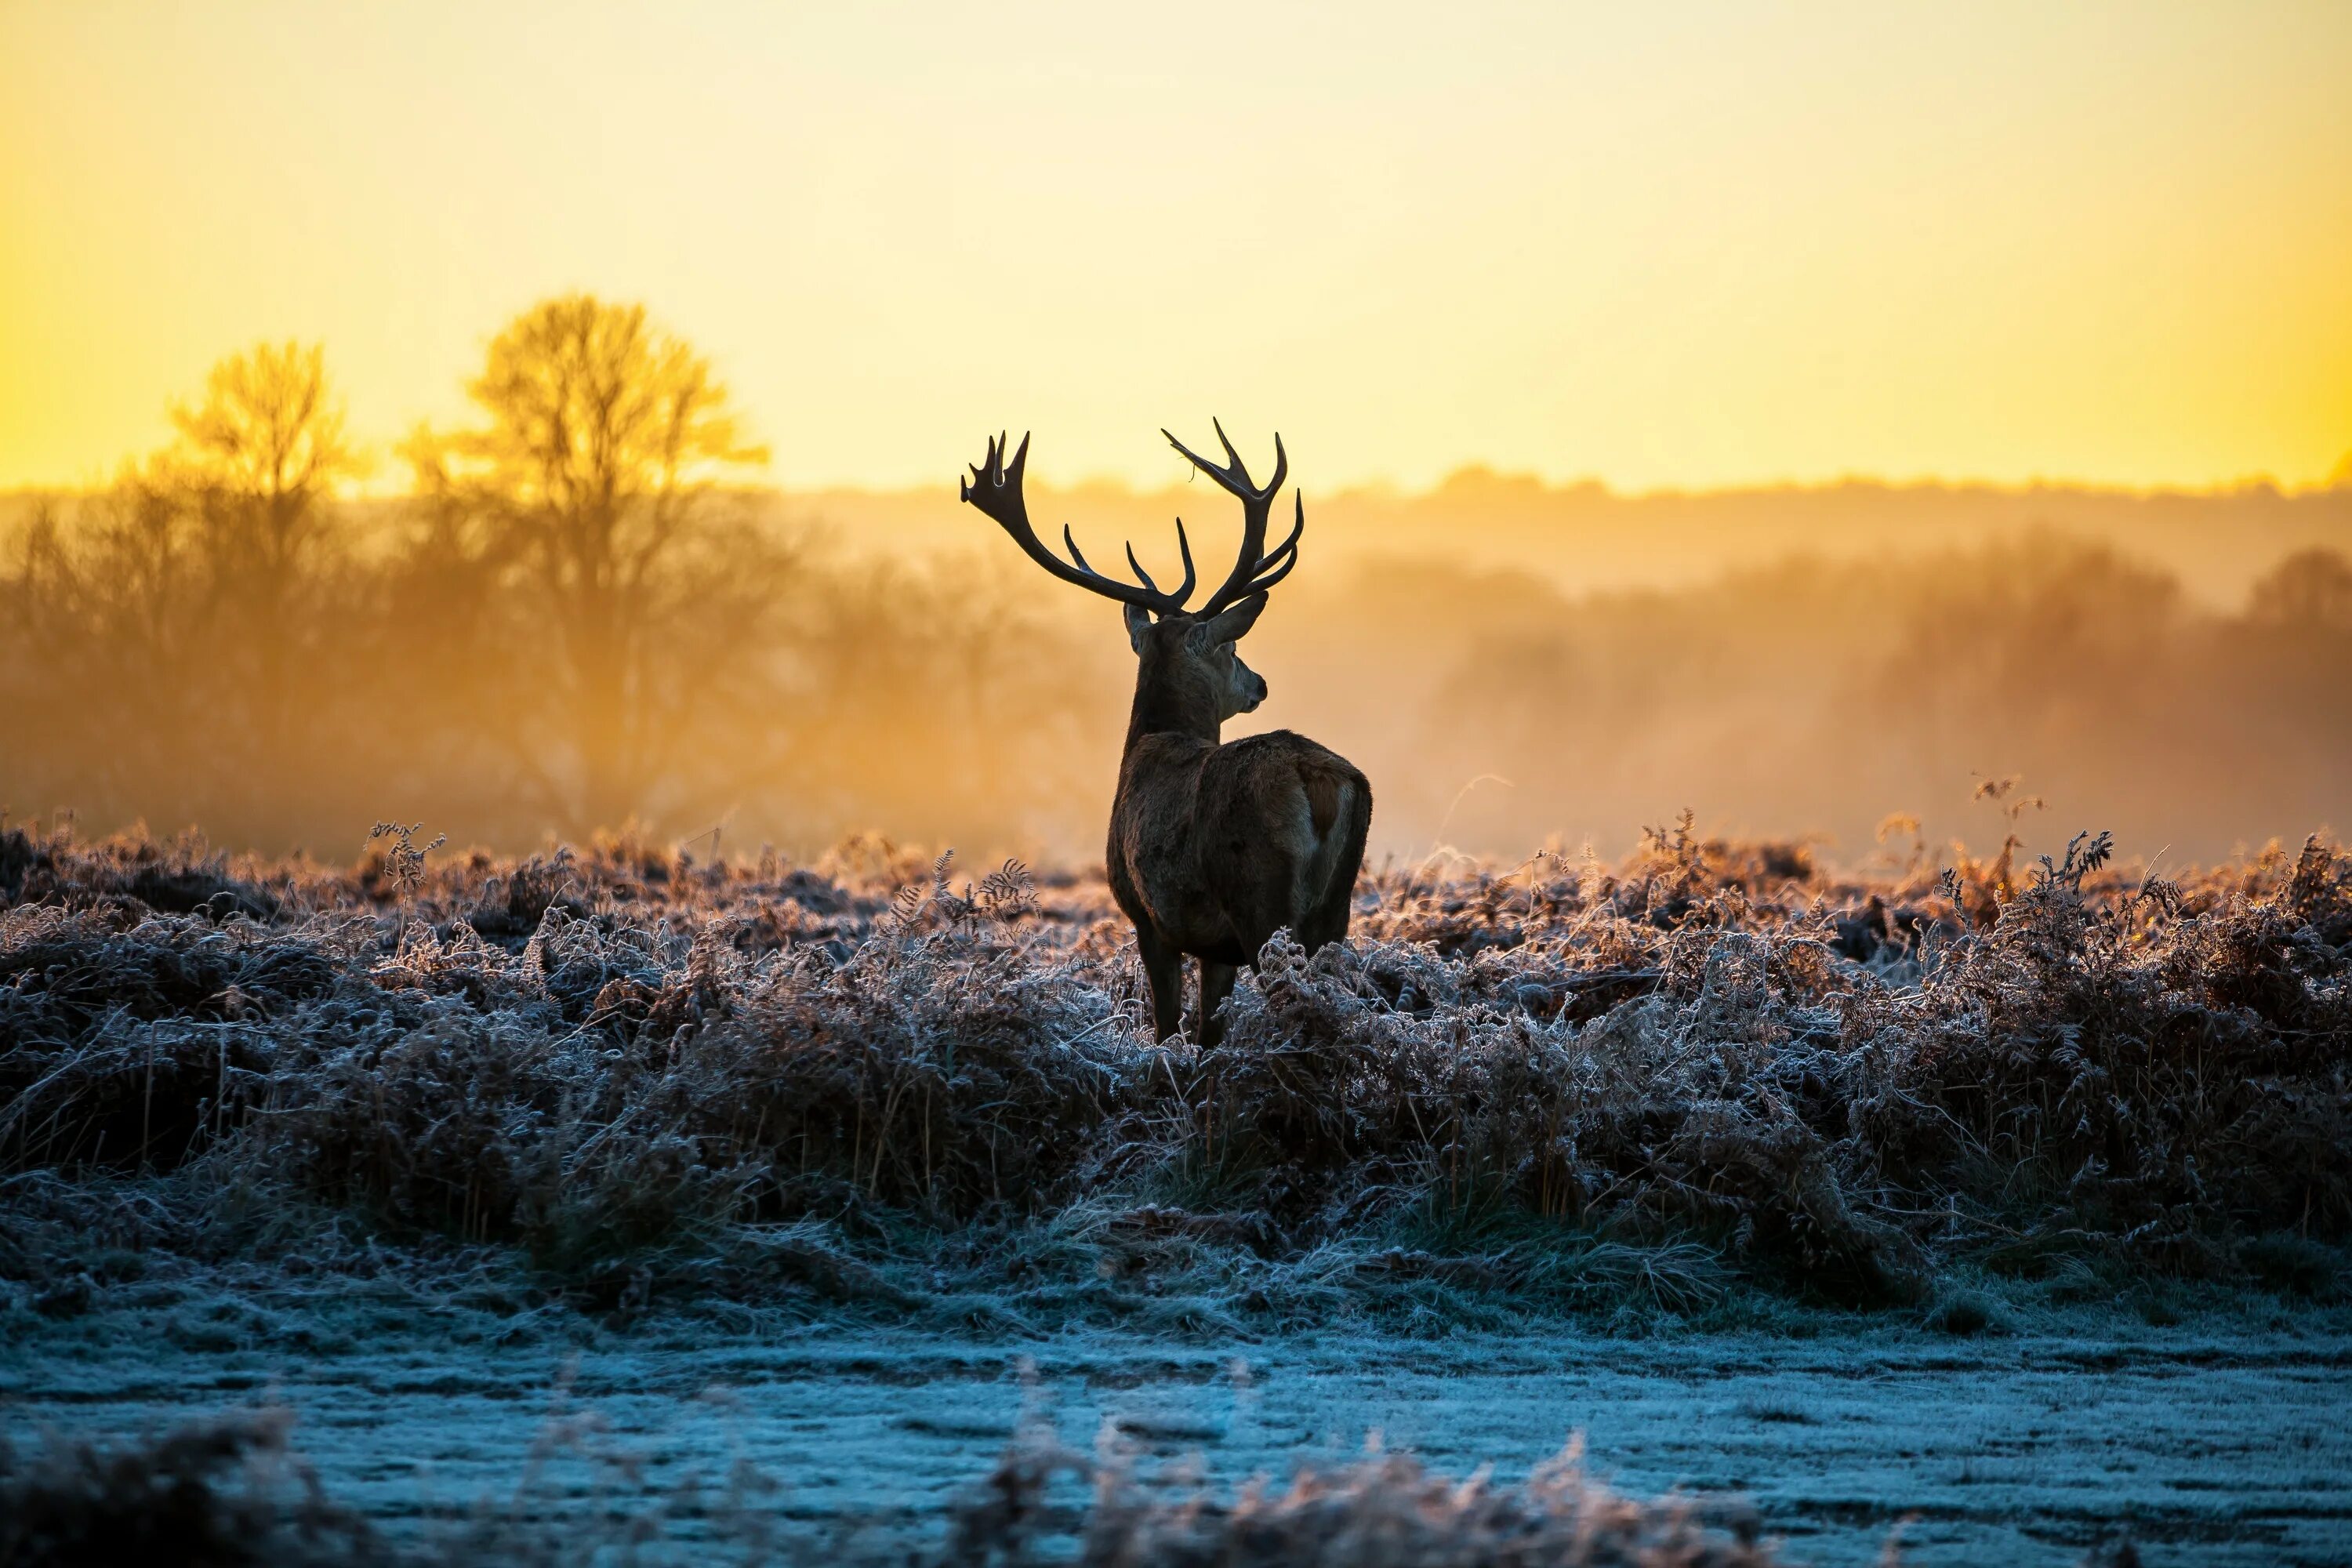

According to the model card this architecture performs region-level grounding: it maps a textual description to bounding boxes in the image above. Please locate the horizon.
[7,454,2350,508]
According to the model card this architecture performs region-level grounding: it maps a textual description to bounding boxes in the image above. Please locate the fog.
[7,474,2347,869]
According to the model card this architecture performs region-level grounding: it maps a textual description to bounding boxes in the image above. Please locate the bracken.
[2,819,2346,1312]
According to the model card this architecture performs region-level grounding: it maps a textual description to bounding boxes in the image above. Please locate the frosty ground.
[4,821,2348,1563]
[8,1300,2351,1566]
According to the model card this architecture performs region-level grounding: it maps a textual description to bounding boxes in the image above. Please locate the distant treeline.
[765,466,2352,614]
[4,297,2349,865]
[1264,535,2352,866]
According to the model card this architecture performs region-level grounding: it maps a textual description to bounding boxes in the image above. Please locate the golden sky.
[3,1,2348,493]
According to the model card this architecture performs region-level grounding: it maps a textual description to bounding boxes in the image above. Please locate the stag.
[961,423,1372,1045]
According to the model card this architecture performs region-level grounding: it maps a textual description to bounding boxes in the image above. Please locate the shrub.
[2,822,2346,1311]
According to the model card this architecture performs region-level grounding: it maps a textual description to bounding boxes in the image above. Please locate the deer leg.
[1301,869,1354,953]
[1198,961,1239,1048]
[1134,924,1185,1043]
[1301,778,1374,954]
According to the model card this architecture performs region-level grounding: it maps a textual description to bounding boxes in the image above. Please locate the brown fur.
[960,425,1372,1045]
[1106,610,1372,1044]
[1301,764,1345,840]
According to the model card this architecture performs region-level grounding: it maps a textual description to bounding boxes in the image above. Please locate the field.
[5,818,2350,1564]
[9,4,2352,1562]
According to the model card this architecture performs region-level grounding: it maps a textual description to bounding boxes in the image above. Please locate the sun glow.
[3,1,2348,495]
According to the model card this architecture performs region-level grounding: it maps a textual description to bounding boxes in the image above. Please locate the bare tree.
[403,295,775,830]
[2248,546,2352,633]
[162,341,361,757]
[0,343,358,834]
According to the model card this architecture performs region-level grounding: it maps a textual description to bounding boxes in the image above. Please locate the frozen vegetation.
[3,817,2349,1563]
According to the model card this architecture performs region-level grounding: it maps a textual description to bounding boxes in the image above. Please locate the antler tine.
[1221,417,1287,498]
[1162,422,1287,503]
[1210,417,1250,485]
[1058,522,1193,604]
[1221,489,1304,601]
[1121,521,1195,604]
[1165,421,1301,615]
[959,430,1189,615]
[960,430,1025,503]
[1258,490,1304,576]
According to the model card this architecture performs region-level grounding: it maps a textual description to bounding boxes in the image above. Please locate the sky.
[2,1,2348,494]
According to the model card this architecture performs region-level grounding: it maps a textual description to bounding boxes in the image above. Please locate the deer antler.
[961,432,1196,614]
[1163,419,1305,615]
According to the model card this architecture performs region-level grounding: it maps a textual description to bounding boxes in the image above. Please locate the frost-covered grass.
[14,1306,2344,1566]
[2,817,2347,1333]
[5,1406,1819,1568]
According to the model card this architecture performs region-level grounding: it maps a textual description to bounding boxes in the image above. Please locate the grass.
[0,1407,1813,1568]
[2,815,2348,1333]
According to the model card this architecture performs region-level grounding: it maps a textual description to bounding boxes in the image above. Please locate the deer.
[960,422,1372,1047]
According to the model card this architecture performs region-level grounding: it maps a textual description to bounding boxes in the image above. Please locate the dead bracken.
[0,817,2346,1324]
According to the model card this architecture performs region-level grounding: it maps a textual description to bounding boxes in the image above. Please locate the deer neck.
[1123,659,1222,752]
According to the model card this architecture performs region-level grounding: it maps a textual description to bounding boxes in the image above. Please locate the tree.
[0,342,359,838]
[404,296,775,830]
[166,340,354,521]
[158,340,361,757]
[2248,546,2352,634]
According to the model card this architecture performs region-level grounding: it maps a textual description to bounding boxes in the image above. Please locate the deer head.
[960,421,1301,732]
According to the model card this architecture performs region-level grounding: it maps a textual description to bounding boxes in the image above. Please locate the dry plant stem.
[1,1412,1799,1568]
[0,821,2345,1315]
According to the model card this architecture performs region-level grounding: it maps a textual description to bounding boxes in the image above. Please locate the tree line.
[2,296,1115,855]
[5,293,2349,863]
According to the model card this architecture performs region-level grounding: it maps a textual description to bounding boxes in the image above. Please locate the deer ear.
[1123,601,1154,652]
[1194,592,1267,648]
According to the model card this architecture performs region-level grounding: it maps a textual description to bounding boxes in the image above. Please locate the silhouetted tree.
[159,341,361,757]
[0,343,358,837]
[2248,546,2352,633]
[402,295,776,830]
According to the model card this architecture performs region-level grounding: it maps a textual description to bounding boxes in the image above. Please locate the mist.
[7,476,2347,869]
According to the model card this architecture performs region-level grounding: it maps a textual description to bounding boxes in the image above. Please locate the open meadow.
[4,819,2348,1563]
[8,5,2352,1562]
